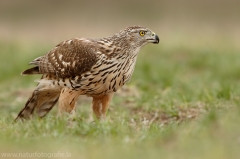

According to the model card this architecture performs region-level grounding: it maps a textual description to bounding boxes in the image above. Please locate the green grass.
[0,39,240,159]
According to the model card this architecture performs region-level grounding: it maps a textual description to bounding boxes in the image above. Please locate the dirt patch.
[129,102,207,126]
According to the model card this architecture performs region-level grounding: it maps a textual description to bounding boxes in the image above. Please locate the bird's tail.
[14,79,61,121]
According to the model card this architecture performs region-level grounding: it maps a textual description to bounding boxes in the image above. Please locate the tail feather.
[15,91,38,121]
[35,89,60,117]
[15,85,61,122]
[36,98,59,117]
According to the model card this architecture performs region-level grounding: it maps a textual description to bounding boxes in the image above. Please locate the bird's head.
[115,26,160,49]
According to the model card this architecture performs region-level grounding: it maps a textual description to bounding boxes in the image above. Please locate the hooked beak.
[147,35,160,44]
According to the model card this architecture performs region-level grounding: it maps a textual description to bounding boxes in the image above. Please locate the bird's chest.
[77,56,137,96]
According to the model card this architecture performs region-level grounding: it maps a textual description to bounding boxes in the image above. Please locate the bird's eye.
[139,31,146,36]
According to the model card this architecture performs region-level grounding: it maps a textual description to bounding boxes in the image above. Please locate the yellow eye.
[139,31,146,36]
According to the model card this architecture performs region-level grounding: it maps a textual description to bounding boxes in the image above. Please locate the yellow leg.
[92,93,114,119]
[58,88,80,115]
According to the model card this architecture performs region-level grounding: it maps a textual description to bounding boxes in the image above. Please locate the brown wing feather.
[27,38,99,78]
[22,66,40,75]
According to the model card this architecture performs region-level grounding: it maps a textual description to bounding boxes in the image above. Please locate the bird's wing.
[37,38,99,78]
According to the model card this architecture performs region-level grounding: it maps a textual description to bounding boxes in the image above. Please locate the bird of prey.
[15,26,159,121]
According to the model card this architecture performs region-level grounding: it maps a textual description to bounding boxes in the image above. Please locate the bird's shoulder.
[47,38,120,58]
[37,37,122,78]
[50,38,99,57]
[39,38,101,77]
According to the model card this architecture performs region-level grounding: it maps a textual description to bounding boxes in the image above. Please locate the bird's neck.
[104,35,141,56]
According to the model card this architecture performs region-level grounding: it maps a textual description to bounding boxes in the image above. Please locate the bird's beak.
[153,35,159,44]
[147,34,160,44]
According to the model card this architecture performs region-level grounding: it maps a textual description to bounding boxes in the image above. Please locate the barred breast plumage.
[15,25,159,121]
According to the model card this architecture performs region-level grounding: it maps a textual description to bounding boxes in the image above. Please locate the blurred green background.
[0,0,240,159]
[1,0,239,44]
